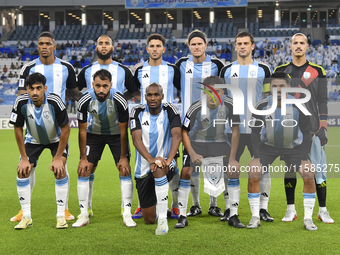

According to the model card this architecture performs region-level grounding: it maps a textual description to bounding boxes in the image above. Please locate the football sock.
[17,177,31,218]
[190,171,200,207]
[316,180,326,207]
[88,173,95,209]
[248,193,260,218]
[170,170,179,208]
[209,196,217,207]
[287,204,295,211]
[303,192,316,219]
[228,179,240,217]
[259,172,271,210]
[178,179,190,216]
[284,173,297,205]
[155,176,169,220]
[55,177,68,217]
[29,166,36,195]
[120,175,133,216]
[65,164,70,209]
[77,176,89,216]
[223,177,230,210]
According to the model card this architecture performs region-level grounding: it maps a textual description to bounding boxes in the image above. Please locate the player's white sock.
[29,166,36,195]
[178,179,190,216]
[259,172,271,210]
[190,172,200,207]
[209,196,217,207]
[287,204,295,211]
[88,173,95,209]
[303,193,316,219]
[120,175,133,216]
[154,176,169,220]
[248,193,260,218]
[170,170,179,208]
[319,206,327,213]
[64,164,70,210]
[55,177,68,217]
[228,179,240,217]
[77,176,89,216]
[224,178,230,210]
[17,177,31,218]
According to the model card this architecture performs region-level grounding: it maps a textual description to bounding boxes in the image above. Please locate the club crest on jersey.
[217,111,226,119]
[157,117,163,124]
[284,113,292,119]
[204,163,223,186]
[204,68,209,74]
[55,71,61,77]
[303,72,311,79]
[107,107,114,114]
[43,111,50,119]
[111,71,116,76]
[161,70,166,76]
[250,71,257,77]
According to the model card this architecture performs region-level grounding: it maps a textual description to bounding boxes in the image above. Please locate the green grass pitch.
[0,127,339,254]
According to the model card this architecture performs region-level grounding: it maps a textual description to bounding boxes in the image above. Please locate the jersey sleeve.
[211,58,225,74]
[77,92,91,123]
[169,63,181,91]
[62,61,78,90]
[182,100,201,132]
[9,94,28,126]
[129,105,144,132]
[316,67,328,130]
[113,92,129,123]
[224,96,240,127]
[18,63,33,91]
[77,65,89,90]
[259,63,272,93]
[164,103,181,130]
[47,93,69,127]
[133,65,143,90]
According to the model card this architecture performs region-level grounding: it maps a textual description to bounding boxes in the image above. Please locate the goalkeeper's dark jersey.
[274,61,327,133]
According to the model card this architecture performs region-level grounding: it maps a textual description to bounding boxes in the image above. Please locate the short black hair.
[202,76,225,86]
[26,72,47,88]
[93,69,112,82]
[38,31,55,41]
[235,31,255,45]
[146,82,163,94]
[147,34,166,46]
[270,72,290,85]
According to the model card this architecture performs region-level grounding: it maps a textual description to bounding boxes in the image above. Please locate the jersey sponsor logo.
[19,79,25,88]
[28,114,34,119]
[183,117,190,128]
[10,113,17,122]
[142,120,149,126]
[77,112,83,121]
[232,73,238,78]
[43,111,50,120]
[186,69,192,74]
[143,73,149,78]
[130,119,136,129]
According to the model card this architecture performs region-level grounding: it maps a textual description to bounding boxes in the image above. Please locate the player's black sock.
[284,173,297,205]
[316,180,327,207]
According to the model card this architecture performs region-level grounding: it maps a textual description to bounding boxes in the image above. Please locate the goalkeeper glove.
[316,126,328,146]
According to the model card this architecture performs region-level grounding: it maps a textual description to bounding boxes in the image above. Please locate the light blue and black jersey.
[77,61,137,95]
[77,88,129,135]
[251,95,311,155]
[134,60,180,104]
[176,55,224,117]
[220,60,271,134]
[18,57,77,104]
[10,92,68,145]
[182,97,240,143]
[130,103,181,178]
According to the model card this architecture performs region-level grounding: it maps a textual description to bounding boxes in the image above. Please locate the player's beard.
[95,91,109,102]
[96,48,113,60]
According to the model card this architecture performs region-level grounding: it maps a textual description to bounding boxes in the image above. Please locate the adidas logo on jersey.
[143,73,149,78]
[232,73,238,78]
[28,114,34,119]
[186,69,192,74]
[266,115,273,120]
[202,118,210,123]
[142,121,149,126]
[91,109,98,114]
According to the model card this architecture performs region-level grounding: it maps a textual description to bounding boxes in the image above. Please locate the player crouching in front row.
[247,72,317,230]
[10,73,71,229]
[130,83,182,235]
